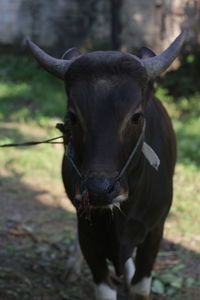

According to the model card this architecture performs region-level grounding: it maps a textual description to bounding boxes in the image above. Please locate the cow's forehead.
[78,50,142,63]
[66,51,147,117]
[68,75,143,123]
[65,50,148,85]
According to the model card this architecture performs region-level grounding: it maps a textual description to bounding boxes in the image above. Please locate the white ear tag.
[142,142,160,171]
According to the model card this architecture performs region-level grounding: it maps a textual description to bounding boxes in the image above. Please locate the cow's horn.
[26,40,74,79]
[142,27,188,78]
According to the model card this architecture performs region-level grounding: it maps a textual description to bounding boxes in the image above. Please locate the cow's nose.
[81,176,120,206]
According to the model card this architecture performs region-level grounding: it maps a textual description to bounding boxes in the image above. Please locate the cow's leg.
[78,228,117,300]
[129,223,164,300]
[94,283,117,300]
[124,257,135,290]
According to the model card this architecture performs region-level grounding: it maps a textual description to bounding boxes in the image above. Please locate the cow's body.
[61,54,176,299]
[27,28,187,300]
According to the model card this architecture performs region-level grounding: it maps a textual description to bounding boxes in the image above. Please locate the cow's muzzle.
[80,176,120,206]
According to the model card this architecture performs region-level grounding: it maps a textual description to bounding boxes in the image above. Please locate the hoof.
[129,277,152,300]
[95,283,117,300]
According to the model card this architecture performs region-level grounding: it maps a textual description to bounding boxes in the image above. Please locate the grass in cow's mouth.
[0,54,200,299]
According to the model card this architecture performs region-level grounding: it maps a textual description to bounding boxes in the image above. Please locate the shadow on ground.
[0,173,199,300]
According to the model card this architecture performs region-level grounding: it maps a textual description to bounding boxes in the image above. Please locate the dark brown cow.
[27,28,187,300]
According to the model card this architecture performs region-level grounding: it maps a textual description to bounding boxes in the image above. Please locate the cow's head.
[27,29,187,208]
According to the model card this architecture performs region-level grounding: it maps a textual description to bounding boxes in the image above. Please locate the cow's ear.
[138,47,156,59]
[61,48,81,60]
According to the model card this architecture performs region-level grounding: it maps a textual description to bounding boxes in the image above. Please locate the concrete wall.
[120,0,200,53]
[0,0,111,52]
[0,0,199,53]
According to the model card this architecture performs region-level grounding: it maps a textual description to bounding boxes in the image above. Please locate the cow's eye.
[131,112,143,124]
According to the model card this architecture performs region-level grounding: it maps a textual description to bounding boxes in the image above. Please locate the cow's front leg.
[124,257,135,290]
[78,224,117,300]
[128,223,164,300]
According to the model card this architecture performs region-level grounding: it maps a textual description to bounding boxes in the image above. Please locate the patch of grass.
[1,144,62,180]
[156,87,200,246]
[172,163,200,238]
[0,123,63,181]
[0,55,66,124]
[0,55,66,182]
[175,118,200,166]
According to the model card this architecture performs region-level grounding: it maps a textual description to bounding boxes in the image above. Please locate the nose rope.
[65,146,82,178]
[64,120,146,182]
[114,120,146,183]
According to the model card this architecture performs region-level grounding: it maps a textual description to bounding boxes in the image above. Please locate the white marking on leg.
[129,277,152,297]
[124,258,135,289]
[94,283,117,300]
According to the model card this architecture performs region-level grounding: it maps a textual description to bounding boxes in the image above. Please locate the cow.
[27,28,187,300]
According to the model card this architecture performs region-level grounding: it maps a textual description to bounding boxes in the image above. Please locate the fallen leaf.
[152,279,165,294]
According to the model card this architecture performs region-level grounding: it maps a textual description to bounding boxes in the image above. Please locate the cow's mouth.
[74,176,128,211]
[75,192,128,210]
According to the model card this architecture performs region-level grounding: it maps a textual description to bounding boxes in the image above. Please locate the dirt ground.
[0,173,199,300]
